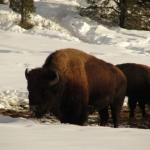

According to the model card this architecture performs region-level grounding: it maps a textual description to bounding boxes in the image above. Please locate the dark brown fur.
[116,63,150,119]
[26,48,127,127]
[25,68,56,117]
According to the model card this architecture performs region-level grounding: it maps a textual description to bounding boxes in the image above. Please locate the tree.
[80,0,117,25]
[114,0,127,28]
[125,0,150,30]
[0,0,4,4]
[80,0,150,30]
[9,0,35,29]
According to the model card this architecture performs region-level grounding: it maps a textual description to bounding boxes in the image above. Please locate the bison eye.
[49,71,57,80]
[49,71,59,86]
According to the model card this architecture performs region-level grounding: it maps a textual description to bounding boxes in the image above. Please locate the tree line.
[0,0,150,30]
[80,0,150,30]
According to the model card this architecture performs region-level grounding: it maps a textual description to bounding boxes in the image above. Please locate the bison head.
[25,67,60,118]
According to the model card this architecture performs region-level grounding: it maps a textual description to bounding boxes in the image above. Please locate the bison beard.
[25,48,127,127]
[116,63,150,119]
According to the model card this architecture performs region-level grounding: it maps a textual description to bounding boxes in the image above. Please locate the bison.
[25,48,127,127]
[116,63,150,119]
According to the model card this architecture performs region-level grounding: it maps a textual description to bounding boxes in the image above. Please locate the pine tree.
[80,0,150,30]
[9,0,35,29]
[125,0,150,30]
[0,0,4,4]
[80,0,116,25]
[114,0,127,28]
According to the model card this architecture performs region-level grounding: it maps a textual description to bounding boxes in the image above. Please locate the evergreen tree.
[9,0,35,29]
[0,0,4,4]
[114,0,127,28]
[125,0,150,30]
[80,0,116,25]
[80,0,150,30]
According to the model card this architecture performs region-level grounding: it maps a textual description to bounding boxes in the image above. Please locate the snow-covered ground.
[0,115,150,150]
[0,0,150,149]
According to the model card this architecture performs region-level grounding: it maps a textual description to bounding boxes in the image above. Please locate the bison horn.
[49,70,59,86]
[25,68,30,79]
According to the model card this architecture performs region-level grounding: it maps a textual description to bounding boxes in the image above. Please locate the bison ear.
[48,70,59,86]
[25,68,30,79]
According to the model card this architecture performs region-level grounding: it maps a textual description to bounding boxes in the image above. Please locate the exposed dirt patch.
[0,106,150,129]
[0,109,31,118]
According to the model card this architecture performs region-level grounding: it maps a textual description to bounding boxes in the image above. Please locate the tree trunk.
[21,0,26,24]
[0,0,4,4]
[119,0,127,28]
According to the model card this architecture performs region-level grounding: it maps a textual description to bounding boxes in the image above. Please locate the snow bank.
[1,1,149,55]
[0,90,28,110]
[0,3,79,41]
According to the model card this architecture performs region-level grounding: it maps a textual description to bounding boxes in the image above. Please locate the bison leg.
[110,105,119,128]
[59,81,89,125]
[60,105,88,125]
[98,106,109,126]
[128,97,137,119]
[59,97,88,125]
[138,100,146,118]
[110,97,124,128]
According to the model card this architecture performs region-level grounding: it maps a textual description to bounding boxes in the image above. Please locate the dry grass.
[0,106,150,129]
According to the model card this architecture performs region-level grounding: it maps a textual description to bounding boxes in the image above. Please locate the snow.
[0,115,150,150]
[0,0,150,149]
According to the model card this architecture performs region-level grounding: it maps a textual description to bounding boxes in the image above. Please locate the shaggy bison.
[116,63,150,119]
[25,48,127,127]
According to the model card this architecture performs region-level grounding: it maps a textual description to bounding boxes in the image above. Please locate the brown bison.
[25,48,127,127]
[116,63,150,119]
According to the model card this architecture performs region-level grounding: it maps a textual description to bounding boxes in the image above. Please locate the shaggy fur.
[26,48,127,127]
[116,63,150,119]
[25,68,56,117]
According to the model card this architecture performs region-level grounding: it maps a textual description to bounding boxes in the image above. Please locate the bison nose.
[30,105,38,112]
[29,105,44,118]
